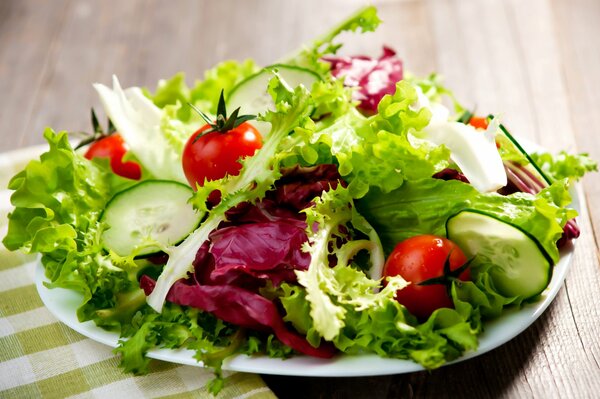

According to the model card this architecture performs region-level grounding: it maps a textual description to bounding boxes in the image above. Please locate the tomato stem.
[418,253,473,287]
[188,89,256,143]
[73,108,117,150]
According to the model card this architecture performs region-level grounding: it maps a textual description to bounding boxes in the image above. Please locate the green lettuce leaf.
[294,184,407,341]
[2,136,253,386]
[404,72,466,115]
[2,129,141,314]
[284,263,521,366]
[191,60,259,114]
[283,6,381,75]
[144,60,259,118]
[281,205,525,369]
[357,177,574,263]
[295,80,447,198]
[144,72,190,116]
[530,151,597,182]
[280,261,521,369]
[4,130,110,251]
[280,277,483,369]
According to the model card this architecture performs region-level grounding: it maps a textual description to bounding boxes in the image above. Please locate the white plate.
[35,215,578,376]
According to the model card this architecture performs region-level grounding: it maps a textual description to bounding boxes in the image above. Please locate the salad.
[3,6,596,394]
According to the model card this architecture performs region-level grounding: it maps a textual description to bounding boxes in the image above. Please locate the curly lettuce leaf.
[4,130,109,251]
[115,302,239,394]
[280,278,482,369]
[191,60,259,113]
[530,151,597,182]
[294,185,405,341]
[404,72,466,115]
[144,60,259,118]
[2,129,141,312]
[283,6,381,75]
[309,77,355,121]
[280,269,519,369]
[296,80,447,198]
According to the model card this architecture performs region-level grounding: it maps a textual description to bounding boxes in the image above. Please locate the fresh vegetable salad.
[3,6,596,394]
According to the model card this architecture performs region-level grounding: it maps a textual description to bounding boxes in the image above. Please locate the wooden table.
[2,0,599,397]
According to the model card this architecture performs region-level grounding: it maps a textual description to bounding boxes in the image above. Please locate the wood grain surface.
[1,0,599,398]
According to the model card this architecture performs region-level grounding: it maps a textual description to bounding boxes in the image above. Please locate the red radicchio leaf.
[210,220,309,271]
[270,165,344,211]
[432,168,470,184]
[203,164,342,285]
[207,165,342,286]
[208,218,310,285]
[191,225,302,288]
[557,219,580,247]
[324,46,403,114]
[140,275,336,358]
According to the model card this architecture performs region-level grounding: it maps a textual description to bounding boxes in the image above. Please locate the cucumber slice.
[446,209,552,299]
[100,180,201,257]
[228,64,320,135]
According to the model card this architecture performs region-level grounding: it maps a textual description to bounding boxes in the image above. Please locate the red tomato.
[468,116,502,148]
[182,122,262,188]
[84,134,141,180]
[383,235,470,320]
[468,116,489,130]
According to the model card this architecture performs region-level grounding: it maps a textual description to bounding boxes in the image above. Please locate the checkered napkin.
[0,147,275,399]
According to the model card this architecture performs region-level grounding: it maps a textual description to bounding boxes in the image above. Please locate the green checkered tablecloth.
[0,146,276,399]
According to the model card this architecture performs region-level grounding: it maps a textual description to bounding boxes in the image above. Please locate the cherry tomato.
[468,116,501,148]
[182,122,262,188]
[383,235,470,320]
[84,134,141,180]
[468,116,489,130]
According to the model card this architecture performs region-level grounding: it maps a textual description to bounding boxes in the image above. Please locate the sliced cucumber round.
[446,209,553,299]
[100,180,201,257]
[228,64,320,135]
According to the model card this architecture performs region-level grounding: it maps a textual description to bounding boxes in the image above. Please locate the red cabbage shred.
[324,46,403,113]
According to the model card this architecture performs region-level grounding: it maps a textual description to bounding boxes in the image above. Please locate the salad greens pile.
[3,6,596,394]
